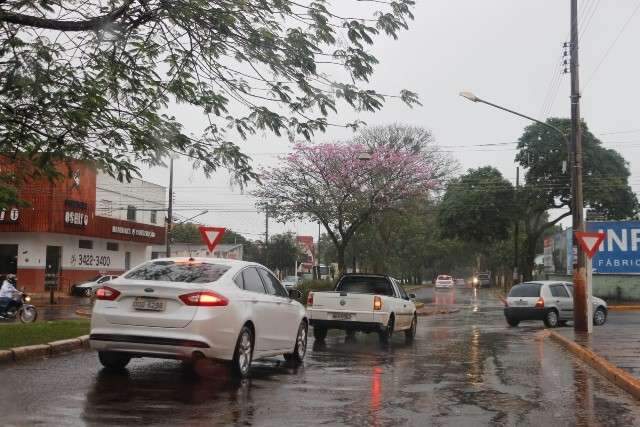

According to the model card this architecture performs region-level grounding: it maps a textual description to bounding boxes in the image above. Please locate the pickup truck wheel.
[404,315,417,343]
[379,316,394,345]
[313,326,327,341]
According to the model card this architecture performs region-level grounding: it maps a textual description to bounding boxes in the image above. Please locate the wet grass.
[0,319,90,350]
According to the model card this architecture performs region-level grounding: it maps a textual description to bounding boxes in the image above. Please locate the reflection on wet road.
[1,288,640,426]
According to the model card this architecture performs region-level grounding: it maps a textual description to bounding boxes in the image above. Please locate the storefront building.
[0,160,166,293]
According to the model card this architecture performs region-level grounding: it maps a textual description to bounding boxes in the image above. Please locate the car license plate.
[133,297,166,312]
[332,312,353,320]
[514,300,528,306]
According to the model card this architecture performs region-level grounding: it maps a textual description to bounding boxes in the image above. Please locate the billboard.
[586,221,640,274]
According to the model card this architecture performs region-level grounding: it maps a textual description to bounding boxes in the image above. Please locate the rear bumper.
[309,319,384,333]
[504,307,547,321]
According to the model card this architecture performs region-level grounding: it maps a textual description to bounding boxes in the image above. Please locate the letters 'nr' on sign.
[575,231,606,259]
[198,227,226,252]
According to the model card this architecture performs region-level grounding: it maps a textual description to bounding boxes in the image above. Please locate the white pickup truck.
[307,274,418,344]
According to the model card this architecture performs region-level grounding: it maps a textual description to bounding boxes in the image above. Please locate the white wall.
[96,172,166,226]
[0,232,150,272]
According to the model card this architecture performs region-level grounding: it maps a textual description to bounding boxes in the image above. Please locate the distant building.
[0,159,166,293]
[151,243,243,261]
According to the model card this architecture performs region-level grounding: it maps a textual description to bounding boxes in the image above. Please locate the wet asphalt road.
[2,288,640,426]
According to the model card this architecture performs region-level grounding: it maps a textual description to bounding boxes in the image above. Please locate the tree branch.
[0,1,135,31]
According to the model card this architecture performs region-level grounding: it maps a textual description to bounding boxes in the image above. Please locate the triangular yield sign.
[575,231,605,259]
[198,226,226,252]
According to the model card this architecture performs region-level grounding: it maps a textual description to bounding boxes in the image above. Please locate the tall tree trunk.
[523,234,537,281]
[337,245,346,276]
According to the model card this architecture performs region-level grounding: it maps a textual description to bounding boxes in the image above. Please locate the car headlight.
[473,278,478,284]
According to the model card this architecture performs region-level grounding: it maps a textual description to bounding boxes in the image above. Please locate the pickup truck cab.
[307,274,417,344]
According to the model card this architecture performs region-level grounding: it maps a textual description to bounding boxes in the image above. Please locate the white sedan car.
[435,275,454,289]
[90,258,308,378]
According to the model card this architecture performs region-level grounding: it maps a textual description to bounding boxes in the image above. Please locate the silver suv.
[504,281,607,328]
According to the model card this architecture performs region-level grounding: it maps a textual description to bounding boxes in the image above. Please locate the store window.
[79,240,93,249]
[127,205,136,221]
[150,210,157,224]
[106,242,119,252]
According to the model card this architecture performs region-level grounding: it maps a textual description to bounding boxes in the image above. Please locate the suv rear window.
[508,283,542,298]
[437,275,452,280]
[336,276,394,296]
[125,261,230,283]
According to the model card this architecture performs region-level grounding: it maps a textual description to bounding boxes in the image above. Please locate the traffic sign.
[198,226,226,252]
[575,231,605,259]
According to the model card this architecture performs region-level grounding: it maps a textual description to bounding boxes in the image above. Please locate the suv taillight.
[373,295,382,311]
[95,286,120,301]
[535,297,544,308]
[307,292,314,306]
[179,291,228,307]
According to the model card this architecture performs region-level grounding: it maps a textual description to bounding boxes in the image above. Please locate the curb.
[416,307,460,317]
[608,305,640,312]
[548,330,640,400]
[0,334,90,365]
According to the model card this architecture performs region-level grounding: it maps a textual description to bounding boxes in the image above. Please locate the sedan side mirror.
[409,293,416,299]
[289,289,303,300]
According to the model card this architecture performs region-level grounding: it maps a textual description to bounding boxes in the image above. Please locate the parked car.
[435,275,454,289]
[71,275,118,297]
[504,281,607,328]
[307,273,417,344]
[90,258,308,378]
[281,275,300,290]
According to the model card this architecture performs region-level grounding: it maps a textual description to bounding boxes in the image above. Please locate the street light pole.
[165,157,174,258]
[569,0,588,332]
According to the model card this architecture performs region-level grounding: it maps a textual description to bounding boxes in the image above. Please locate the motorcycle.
[0,292,38,323]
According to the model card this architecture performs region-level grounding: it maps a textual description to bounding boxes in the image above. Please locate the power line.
[583,0,640,90]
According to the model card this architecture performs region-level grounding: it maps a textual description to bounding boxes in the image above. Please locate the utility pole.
[165,157,174,258]
[513,166,520,285]
[264,208,269,267]
[315,222,321,279]
[570,0,588,332]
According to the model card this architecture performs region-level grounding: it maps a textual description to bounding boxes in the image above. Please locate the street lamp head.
[459,91,480,102]
[357,151,372,161]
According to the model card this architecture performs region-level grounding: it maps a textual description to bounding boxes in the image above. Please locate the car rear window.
[125,261,231,283]
[336,276,394,296]
[508,283,542,298]
[437,275,452,280]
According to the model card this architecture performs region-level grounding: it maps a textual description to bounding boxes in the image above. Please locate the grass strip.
[0,319,90,350]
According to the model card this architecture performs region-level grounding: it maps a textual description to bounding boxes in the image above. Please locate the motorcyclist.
[0,274,20,316]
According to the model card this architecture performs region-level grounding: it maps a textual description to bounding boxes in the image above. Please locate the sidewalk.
[552,312,640,398]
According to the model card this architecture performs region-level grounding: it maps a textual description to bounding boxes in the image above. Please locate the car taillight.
[373,295,382,311]
[535,297,544,308]
[179,291,228,307]
[95,286,120,301]
[307,292,314,306]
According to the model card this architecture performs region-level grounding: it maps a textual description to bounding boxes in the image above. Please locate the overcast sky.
[141,0,640,241]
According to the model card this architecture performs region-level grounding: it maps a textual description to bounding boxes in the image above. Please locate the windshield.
[508,283,542,298]
[336,276,394,296]
[125,261,231,283]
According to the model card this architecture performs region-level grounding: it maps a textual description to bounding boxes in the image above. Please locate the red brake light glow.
[307,292,314,306]
[535,297,545,308]
[95,286,120,301]
[373,295,382,311]
[179,291,228,307]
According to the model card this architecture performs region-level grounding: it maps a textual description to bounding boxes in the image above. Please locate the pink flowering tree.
[254,142,439,273]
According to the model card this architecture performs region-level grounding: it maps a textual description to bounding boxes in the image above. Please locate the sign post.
[198,227,226,253]
[574,231,606,334]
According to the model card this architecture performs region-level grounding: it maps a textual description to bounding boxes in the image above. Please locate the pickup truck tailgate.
[310,292,379,322]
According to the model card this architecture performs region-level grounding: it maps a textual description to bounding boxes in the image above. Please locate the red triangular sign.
[575,231,605,259]
[199,227,226,252]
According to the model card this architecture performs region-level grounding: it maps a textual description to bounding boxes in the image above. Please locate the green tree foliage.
[0,0,419,198]
[438,166,515,243]
[266,232,302,275]
[516,119,638,279]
